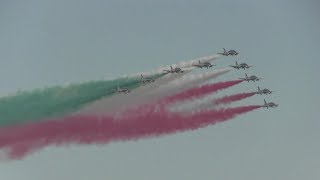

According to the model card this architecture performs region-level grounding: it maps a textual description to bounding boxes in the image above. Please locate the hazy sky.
[1,1,319,180]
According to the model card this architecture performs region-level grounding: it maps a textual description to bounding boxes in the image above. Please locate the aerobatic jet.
[218,48,239,56]
[229,61,251,70]
[256,86,273,95]
[193,60,215,69]
[239,73,261,82]
[140,74,155,84]
[261,99,278,108]
[113,86,130,94]
[163,66,184,73]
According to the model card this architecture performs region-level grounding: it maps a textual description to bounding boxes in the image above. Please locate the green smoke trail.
[0,73,166,127]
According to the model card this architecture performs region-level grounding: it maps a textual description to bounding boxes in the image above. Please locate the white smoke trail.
[78,67,232,115]
[77,69,193,115]
[142,67,233,113]
[147,67,233,100]
[134,54,221,76]
[164,54,221,70]
[170,95,215,113]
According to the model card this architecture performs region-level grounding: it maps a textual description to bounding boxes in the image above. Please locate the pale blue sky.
[1,1,320,179]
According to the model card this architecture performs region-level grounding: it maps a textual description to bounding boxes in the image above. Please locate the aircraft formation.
[113,48,278,108]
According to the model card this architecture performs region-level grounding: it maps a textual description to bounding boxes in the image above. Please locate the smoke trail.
[147,68,233,102]
[0,105,260,159]
[0,73,165,127]
[175,92,256,113]
[163,54,221,70]
[163,80,243,104]
[213,92,256,106]
[78,69,193,114]
[78,68,230,115]
[140,54,221,76]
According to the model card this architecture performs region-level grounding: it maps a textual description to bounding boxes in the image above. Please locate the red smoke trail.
[163,80,243,103]
[0,105,260,160]
[214,92,256,105]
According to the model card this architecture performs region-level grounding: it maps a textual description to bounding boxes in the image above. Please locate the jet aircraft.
[218,48,239,56]
[229,61,251,70]
[193,60,215,69]
[140,74,155,84]
[163,66,184,73]
[113,86,130,94]
[262,99,278,108]
[256,86,273,95]
[239,73,261,82]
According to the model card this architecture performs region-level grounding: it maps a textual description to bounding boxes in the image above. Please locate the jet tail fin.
[264,99,267,104]
[258,86,260,91]
[223,48,226,53]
